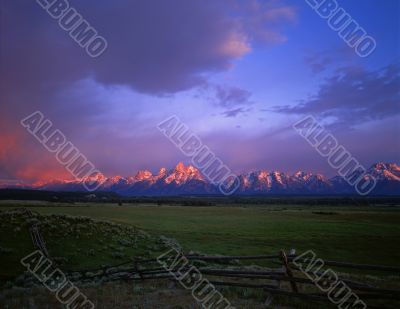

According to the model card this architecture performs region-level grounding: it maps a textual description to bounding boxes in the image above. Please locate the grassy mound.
[0,208,174,282]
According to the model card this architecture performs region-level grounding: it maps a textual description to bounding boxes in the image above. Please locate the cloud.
[273,63,400,128]
[1,0,295,96]
[194,83,254,117]
[201,118,400,177]
[215,85,253,107]
[304,48,356,74]
[198,84,253,108]
[0,0,297,181]
[0,0,294,137]
[305,53,333,74]
[234,0,297,45]
[0,120,71,182]
[221,107,251,118]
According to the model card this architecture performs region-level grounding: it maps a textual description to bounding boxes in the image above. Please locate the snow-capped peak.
[3,162,399,195]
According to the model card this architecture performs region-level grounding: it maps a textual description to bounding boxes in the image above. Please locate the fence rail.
[23,209,400,308]
[55,250,400,307]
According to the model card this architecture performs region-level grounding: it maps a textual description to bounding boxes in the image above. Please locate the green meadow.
[1,201,399,267]
[1,201,399,308]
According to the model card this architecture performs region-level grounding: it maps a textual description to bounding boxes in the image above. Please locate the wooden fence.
[25,210,400,308]
[54,250,400,308]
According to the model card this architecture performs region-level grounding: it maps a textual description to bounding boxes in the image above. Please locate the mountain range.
[2,162,399,196]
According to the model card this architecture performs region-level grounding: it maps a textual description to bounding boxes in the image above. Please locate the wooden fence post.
[133,258,143,280]
[280,249,298,293]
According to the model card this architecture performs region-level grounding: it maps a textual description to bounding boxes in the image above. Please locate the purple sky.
[0,0,399,182]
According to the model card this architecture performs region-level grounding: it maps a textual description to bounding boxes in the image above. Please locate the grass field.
[0,207,171,281]
[1,200,400,267]
[1,201,400,308]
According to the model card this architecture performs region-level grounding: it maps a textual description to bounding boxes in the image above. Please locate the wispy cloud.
[273,63,400,128]
[221,107,251,118]
[304,48,356,74]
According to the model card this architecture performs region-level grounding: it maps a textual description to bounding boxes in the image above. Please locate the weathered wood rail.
[58,250,400,308]
[25,208,51,258]
[23,209,399,308]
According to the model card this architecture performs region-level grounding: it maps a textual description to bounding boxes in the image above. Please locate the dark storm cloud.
[1,0,295,97]
[0,0,294,125]
[0,0,296,181]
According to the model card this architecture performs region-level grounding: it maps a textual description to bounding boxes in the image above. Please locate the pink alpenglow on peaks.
[2,162,399,196]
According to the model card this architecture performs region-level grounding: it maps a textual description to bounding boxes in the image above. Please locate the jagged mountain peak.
[135,170,153,181]
[294,171,310,178]
[175,162,186,172]
[371,162,400,172]
[373,162,395,168]
[82,172,107,183]
[164,162,204,185]
[173,162,200,174]
[2,162,398,195]
[369,162,400,181]
[158,167,167,176]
